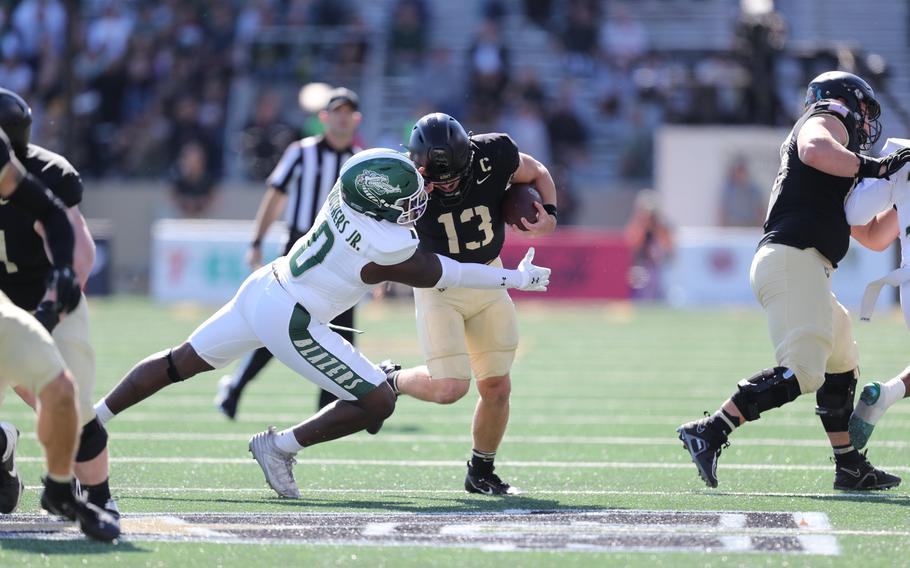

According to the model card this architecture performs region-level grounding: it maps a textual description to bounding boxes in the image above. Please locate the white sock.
[274,428,304,454]
[880,378,907,409]
[93,401,115,426]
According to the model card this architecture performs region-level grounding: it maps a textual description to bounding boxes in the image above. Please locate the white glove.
[516,247,550,292]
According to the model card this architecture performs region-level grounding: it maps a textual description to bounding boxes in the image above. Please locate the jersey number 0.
[289,221,334,277]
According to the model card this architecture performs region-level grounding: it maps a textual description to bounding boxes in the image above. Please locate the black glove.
[33,300,60,332]
[856,147,910,180]
[47,266,81,315]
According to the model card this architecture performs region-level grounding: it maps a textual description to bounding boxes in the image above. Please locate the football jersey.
[760,99,861,267]
[274,185,419,323]
[0,144,83,310]
[416,133,520,265]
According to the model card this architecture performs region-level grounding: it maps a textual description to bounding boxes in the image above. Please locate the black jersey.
[759,100,861,267]
[416,133,520,264]
[0,144,83,310]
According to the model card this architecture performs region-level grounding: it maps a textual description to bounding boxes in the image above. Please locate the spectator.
[170,141,219,218]
[546,84,589,169]
[718,156,766,227]
[11,0,66,62]
[625,189,674,301]
[600,3,647,70]
[387,0,428,72]
[0,42,33,96]
[523,0,553,29]
[557,0,601,75]
[617,104,653,179]
[239,91,296,181]
[467,18,510,125]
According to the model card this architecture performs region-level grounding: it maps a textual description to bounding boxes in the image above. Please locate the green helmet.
[338,148,428,224]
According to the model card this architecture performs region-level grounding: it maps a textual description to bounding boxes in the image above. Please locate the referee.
[215,87,362,419]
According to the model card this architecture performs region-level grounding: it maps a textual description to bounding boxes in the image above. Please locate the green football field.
[3,296,910,567]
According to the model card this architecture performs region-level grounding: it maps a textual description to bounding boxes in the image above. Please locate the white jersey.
[850,138,910,327]
[274,187,419,323]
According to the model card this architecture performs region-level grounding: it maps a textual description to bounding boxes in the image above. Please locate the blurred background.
[11,0,908,307]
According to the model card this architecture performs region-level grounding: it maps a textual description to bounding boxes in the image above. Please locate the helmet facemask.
[392,177,428,224]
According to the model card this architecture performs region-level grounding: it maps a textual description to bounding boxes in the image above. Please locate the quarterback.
[93,149,550,498]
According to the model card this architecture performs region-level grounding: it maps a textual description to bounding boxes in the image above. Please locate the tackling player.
[0,127,117,541]
[0,89,119,519]
[93,149,551,499]
[384,113,558,495]
[677,71,910,491]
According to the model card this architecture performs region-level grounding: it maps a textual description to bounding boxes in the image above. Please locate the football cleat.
[848,382,883,450]
[833,452,901,491]
[40,480,120,542]
[464,462,521,495]
[214,375,240,420]
[249,427,300,498]
[677,415,729,488]
[0,423,23,514]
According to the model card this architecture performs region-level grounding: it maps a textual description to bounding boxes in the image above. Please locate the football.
[502,183,542,230]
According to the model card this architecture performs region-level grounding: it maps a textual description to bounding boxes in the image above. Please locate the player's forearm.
[851,208,898,252]
[69,207,94,287]
[433,254,523,290]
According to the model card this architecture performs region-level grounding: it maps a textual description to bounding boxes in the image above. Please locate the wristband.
[543,204,558,220]
[251,238,262,248]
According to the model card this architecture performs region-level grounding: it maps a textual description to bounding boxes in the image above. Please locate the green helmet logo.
[339,148,427,224]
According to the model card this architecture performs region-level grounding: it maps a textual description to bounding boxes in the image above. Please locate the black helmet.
[805,71,881,150]
[0,88,30,156]
[407,113,473,199]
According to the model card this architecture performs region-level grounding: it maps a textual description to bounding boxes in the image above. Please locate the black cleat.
[214,375,240,420]
[677,415,729,488]
[0,423,23,514]
[464,462,521,495]
[41,480,120,542]
[833,452,902,491]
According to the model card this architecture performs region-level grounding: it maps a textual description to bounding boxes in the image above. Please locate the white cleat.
[849,382,884,450]
[249,427,300,498]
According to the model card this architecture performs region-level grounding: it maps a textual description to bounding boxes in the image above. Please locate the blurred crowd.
[0,0,887,222]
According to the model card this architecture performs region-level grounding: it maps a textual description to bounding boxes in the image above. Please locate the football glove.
[856,147,910,180]
[47,266,82,314]
[516,247,550,292]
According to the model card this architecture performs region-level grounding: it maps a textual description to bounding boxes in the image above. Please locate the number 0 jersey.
[416,133,520,264]
[274,186,419,323]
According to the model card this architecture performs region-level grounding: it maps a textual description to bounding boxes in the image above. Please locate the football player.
[677,71,910,490]
[0,128,117,541]
[0,89,120,520]
[384,113,558,495]
[93,149,551,499]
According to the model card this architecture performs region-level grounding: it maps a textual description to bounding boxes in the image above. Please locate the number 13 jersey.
[416,133,520,264]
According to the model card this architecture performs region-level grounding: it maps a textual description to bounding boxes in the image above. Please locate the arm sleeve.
[9,174,74,267]
[846,177,895,225]
[434,253,524,290]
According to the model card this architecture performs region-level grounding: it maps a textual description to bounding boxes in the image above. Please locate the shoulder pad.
[358,219,419,266]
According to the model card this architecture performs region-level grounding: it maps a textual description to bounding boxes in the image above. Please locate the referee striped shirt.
[267,135,360,237]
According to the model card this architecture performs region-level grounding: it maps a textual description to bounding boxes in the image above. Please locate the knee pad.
[730,366,802,422]
[815,369,857,432]
[75,417,108,462]
[166,349,187,382]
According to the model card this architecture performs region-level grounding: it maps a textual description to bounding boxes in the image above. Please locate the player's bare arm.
[796,115,860,177]
[851,208,899,251]
[247,186,288,270]
[509,153,557,235]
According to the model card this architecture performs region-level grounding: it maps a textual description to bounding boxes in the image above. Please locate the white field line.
[19,486,910,500]
[13,456,910,472]
[15,431,910,449]
[2,410,894,428]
